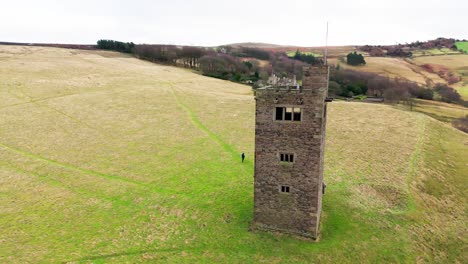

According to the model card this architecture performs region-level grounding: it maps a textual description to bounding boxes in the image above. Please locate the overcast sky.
[1,0,466,47]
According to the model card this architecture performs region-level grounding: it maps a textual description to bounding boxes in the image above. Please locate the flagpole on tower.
[324,22,329,65]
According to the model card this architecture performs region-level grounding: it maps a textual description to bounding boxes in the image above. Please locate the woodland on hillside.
[95,38,467,107]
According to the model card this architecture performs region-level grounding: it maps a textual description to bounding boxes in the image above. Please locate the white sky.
[1,0,467,46]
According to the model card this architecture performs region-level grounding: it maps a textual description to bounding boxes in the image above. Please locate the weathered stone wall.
[252,65,329,239]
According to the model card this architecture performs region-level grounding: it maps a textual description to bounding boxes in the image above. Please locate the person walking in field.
[241,152,245,163]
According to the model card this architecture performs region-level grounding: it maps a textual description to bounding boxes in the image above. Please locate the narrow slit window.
[279,153,294,163]
[280,186,290,193]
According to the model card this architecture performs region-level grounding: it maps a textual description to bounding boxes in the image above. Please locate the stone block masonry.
[251,65,329,240]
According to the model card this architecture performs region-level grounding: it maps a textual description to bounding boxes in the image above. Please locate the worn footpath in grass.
[0,46,466,263]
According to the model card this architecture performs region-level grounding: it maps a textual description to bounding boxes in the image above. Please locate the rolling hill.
[330,54,468,100]
[0,46,466,263]
[228,41,468,100]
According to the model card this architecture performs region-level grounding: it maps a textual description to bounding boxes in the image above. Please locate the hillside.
[412,55,468,98]
[226,42,288,49]
[329,54,468,99]
[0,46,466,263]
[224,41,468,100]
[228,42,358,57]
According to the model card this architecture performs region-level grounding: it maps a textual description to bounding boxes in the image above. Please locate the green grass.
[455,41,468,53]
[0,46,466,263]
[457,85,468,98]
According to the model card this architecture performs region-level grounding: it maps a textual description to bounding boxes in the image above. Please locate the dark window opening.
[280,153,294,162]
[281,186,290,193]
[275,107,302,121]
[275,107,283,120]
[285,107,293,120]
[293,107,301,121]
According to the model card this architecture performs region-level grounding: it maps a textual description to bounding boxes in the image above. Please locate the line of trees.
[96,40,319,83]
[132,44,292,83]
[198,55,261,82]
[132,45,209,69]
[133,45,178,63]
[97,39,135,53]
[97,40,214,71]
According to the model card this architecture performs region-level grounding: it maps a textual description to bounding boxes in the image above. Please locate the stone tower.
[251,65,329,240]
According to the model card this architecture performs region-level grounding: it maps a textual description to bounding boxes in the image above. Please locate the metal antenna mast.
[324,22,329,65]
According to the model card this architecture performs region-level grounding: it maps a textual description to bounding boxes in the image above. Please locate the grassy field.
[456,85,468,99]
[0,46,467,263]
[286,50,323,58]
[308,46,360,58]
[411,48,461,57]
[412,54,468,72]
[455,41,468,53]
[397,99,468,123]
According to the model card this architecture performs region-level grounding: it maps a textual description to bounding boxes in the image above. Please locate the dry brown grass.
[399,99,468,124]
[308,46,359,58]
[329,57,445,85]
[412,54,468,70]
[413,54,468,99]
[327,102,425,210]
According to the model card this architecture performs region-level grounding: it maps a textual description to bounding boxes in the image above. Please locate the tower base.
[249,221,320,241]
